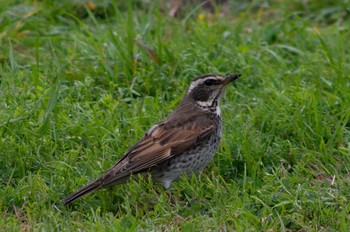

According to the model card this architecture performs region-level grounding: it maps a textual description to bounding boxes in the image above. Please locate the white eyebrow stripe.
[187,76,225,92]
[188,79,204,92]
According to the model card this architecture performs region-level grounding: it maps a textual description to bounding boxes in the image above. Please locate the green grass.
[1,0,350,231]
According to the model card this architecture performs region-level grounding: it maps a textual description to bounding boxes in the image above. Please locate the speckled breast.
[152,124,222,186]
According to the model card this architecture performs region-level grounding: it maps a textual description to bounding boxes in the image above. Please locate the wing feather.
[99,121,214,186]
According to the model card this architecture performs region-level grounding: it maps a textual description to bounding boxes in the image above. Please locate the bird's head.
[183,74,241,110]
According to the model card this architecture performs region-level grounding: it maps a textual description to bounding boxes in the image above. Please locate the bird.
[62,73,241,205]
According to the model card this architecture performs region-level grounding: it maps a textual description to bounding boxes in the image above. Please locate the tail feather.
[61,181,102,205]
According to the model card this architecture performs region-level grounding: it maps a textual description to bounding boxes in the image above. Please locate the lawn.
[1,0,350,231]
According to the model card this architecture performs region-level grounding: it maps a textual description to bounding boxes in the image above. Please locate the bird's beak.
[223,73,241,85]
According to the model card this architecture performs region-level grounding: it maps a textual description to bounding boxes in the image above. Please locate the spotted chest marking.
[151,125,222,188]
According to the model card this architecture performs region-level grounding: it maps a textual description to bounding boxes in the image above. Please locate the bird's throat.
[196,100,221,116]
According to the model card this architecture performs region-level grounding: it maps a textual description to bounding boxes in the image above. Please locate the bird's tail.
[61,180,101,205]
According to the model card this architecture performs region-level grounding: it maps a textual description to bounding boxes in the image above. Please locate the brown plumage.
[62,73,241,205]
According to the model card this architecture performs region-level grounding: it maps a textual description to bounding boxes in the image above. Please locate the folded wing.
[100,121,214,186]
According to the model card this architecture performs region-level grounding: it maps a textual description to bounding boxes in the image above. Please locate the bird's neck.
[197,102,221,116]
[178,98,221,117]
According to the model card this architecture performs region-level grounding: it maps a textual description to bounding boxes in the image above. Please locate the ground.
[1,0,349,231]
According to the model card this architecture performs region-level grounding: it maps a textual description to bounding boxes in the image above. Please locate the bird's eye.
[204,79,215,86]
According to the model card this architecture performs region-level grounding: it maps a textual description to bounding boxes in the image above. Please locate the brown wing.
[99,119,215,186]
[62,117,215,205]
[61,104,219,205]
